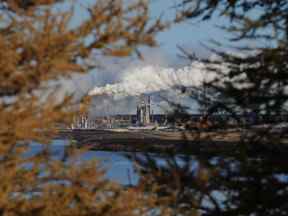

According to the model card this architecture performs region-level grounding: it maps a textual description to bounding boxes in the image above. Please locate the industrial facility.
[70,95,167,129]
[69,93,288,130]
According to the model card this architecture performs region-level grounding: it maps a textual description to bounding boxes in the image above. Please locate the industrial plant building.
[69,94,288,130]
[70,95,168,129]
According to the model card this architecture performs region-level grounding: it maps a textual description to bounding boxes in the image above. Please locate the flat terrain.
[58,128,243,154]
[57,127,288,155]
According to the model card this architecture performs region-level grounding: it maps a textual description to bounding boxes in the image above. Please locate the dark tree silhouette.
[130,1,288,216]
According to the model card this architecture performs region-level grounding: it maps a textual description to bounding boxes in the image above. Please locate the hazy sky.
[149,0,230,56]
[54,1,273,116]
[57,0,232,115]
[65,0,231,57]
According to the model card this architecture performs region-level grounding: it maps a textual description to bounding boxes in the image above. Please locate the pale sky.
[149,0,230,56]
[56,0,235,115]
[63,0,231,57]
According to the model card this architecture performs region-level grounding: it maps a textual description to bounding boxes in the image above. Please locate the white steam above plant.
[87,56,256,116]
[88,61,217,98]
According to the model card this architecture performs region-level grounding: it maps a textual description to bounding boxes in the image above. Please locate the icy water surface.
[25,139,288,213]
[26,139,139,185]
[26,139,198,185]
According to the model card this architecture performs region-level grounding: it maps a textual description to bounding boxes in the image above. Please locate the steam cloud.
[88,61,216,98]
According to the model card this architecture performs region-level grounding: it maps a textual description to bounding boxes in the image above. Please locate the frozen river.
[24,138,288,213]
[26,139,200,186]
[26,139,140,185]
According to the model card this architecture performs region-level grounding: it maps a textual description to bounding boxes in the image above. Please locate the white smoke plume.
[88,61,217,98]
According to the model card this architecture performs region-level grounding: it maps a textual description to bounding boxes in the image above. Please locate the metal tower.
[136,95,151,126]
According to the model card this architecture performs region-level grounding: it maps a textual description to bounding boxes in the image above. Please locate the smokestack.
[146,95,151,124]
[136,95,152,126]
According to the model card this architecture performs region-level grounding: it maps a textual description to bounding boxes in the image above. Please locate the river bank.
[57,128,288,156]
[58,129,288,155]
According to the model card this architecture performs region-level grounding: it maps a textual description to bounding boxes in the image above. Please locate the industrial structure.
[69,94,288,130]
[136,95,151,126]
[70,95,164,129]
